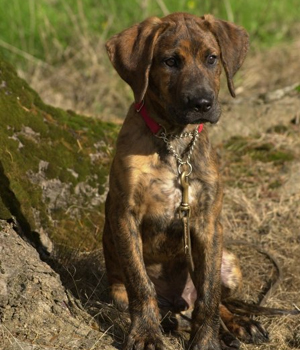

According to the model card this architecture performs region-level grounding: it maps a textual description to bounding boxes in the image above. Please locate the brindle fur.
[103,13,268,350]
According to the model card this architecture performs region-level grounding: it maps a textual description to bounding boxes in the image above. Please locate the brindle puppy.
[103,13,268,350]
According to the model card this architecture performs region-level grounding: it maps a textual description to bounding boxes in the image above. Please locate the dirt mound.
[0,220,117,350]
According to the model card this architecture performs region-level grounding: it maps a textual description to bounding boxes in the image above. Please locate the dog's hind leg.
[221,249,242,298]
[219,304,269,345]
[219,250,269,345]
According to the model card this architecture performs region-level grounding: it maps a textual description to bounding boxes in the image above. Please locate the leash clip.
[179,170,191,218]
[178,160,192,177]
[179,171,194,272]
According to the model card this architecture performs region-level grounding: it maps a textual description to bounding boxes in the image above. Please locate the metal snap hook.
[178,161,193,176]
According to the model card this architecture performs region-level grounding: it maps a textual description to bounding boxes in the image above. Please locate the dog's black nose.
[185,92,214,113]
[192,97,213,113]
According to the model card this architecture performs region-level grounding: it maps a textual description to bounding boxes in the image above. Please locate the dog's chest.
[140,171,201,260]
[148,176,182,215]
[142,169,199,214]
[126,141,204,214]
[138,164,202,221]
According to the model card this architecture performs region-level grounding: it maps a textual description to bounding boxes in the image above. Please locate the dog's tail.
[225,241,300,316]
[223,299,300,316]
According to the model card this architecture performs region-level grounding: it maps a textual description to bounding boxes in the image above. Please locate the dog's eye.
[207,55,217,66]
[165,58,177,67]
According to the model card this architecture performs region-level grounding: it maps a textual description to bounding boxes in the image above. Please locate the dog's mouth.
[169,104,221,126]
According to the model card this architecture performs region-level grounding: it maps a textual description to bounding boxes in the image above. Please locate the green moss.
[267,124,289,134]
[251,148,294,163]
[224,135,250,153]
[225,136,294,165]
[0,197,11,220]
[222,133,296,192]
[268,180,283,189]
[0,56,119,251]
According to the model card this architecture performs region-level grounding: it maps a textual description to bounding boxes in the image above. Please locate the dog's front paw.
[189,329,221,350]
[124,323,164,350]
[189,340,221,350]
[219,329,241,349]
[189,321,222,350]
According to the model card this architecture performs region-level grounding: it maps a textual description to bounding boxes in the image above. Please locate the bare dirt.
[1,36,300,350]
[0,221,115,350]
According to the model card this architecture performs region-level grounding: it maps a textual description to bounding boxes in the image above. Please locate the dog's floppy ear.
[203,14,249,97]
[106,17,166,103]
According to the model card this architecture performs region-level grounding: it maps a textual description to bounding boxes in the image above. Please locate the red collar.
[135,101,203,135]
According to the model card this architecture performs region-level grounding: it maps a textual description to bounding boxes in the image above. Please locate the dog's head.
[106,13,249,126]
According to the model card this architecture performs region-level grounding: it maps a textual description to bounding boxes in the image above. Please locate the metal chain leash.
[155,125,201,274]
[155,125,200,176]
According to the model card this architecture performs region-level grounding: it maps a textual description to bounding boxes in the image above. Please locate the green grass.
[0,0,299,67]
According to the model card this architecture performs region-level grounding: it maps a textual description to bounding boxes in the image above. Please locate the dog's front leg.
[111,210,164,350]
[189,219,223,350]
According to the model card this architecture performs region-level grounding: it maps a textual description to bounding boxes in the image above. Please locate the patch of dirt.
[0,221,116,350]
